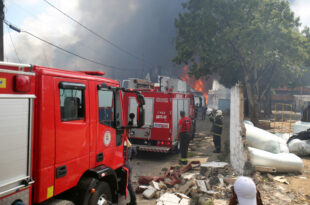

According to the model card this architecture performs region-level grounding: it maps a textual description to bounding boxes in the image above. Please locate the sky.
[3,0,310,80]
[291,0,310,27]
[4,0,185,80]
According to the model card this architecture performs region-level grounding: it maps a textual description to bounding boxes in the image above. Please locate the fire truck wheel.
[89,181,112,205]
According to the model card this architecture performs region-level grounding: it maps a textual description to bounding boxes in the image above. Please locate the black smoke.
[53,0,186,81]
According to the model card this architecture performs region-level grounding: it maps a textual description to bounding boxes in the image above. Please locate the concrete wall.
[229,84,249,175]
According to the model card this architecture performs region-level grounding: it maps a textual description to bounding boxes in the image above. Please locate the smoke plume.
[4,0,185,80]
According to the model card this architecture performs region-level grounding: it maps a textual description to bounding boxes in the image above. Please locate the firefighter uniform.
[209,110,223,153]
[178,115,192,164]
[124,138,137,205]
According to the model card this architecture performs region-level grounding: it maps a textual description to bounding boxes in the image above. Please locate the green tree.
[174,0,309,123]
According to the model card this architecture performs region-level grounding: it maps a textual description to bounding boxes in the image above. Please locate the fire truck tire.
[89,181,112,205]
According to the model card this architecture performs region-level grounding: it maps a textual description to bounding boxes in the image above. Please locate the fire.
[181,66,208,103]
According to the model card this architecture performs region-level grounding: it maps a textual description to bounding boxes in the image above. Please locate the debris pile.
[136,161,236,204]
[252,172,310,205]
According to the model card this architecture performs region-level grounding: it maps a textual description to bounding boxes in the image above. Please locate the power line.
[6,24,21,63]
[7,1,114,65]
[42,0,154,68]
[4,20,136,71]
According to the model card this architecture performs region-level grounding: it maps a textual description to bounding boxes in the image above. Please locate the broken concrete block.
[205,179,211,190]
[156,193,180,204]
[152,180,161,190]
[136,185,150,193]
[201,162,228,168]
[273,176,289,184]
[267,173,273,180]
[155,190,161,198]
[175,192,190,199]
[209,176,220,187]
[189,186,198,196]
[213,199,228,205]
[179,198,191,205]
[159,181,167,190]
[181,172,197,180]
[196,180,207,193]
[164,178,173,187]
[218,174,225,187]
[178,181,194,194]
[205,190,219,195]
[200,166,208,176]
[143,187,156,199]
[174,184,180,190]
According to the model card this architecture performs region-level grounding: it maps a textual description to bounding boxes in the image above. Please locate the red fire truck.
[123,77,195,153]
[0,62,145,205]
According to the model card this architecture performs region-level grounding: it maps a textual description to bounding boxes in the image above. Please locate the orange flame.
[181,66,208,103]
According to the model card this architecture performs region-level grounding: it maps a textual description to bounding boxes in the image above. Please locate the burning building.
[180,66,210,105]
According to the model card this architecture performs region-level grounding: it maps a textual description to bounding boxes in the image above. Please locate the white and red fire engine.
[123,76,195,153]
[0,62,145,205]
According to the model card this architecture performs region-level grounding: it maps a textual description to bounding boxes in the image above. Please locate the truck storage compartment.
[0,96,33,196]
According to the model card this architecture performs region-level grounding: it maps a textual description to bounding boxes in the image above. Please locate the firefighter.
[125,113,137,205]
[202,106,207,120]
[194,105,199,119]
[177,111,192,165]
[208,109,223,153]
[124,137,137,205]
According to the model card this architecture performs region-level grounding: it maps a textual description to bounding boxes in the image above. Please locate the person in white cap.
[229,176,263,205]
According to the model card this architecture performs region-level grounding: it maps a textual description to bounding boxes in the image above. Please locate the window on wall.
[59,82,85,121]
[98,90,114,126]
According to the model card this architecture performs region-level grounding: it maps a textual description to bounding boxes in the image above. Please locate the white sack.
[293,121,310,134]
[288,139,310,156]
[244,120,254,126]
[275,133,291,142]
[248,147,304,173]
[245,124,289,153]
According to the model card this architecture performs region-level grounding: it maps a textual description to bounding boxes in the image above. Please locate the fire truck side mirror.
[137,94,145,106]
[137,105,145,128]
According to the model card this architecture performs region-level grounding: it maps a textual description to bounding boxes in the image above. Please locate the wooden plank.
[255,166,277,173]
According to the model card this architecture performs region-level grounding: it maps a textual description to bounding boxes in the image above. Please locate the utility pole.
[141,53,144,79]
[0,0,4,61]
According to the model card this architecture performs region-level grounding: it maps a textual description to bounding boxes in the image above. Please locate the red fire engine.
[0,62,145,205]
[123,77,195,153]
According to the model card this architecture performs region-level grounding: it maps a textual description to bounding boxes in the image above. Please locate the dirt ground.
[119,118,310,205]
[118,119,226,204]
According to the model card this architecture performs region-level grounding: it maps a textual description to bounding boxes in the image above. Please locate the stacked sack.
[244,121,304,173]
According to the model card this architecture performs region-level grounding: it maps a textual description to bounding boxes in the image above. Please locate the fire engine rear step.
[135,145,170,153]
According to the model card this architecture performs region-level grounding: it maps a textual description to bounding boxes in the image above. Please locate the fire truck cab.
[0,62,145,205]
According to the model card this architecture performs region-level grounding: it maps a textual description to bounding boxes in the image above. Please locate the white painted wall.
[230,85,248,174]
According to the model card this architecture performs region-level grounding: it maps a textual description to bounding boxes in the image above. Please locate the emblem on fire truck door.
[103,131,112,146]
